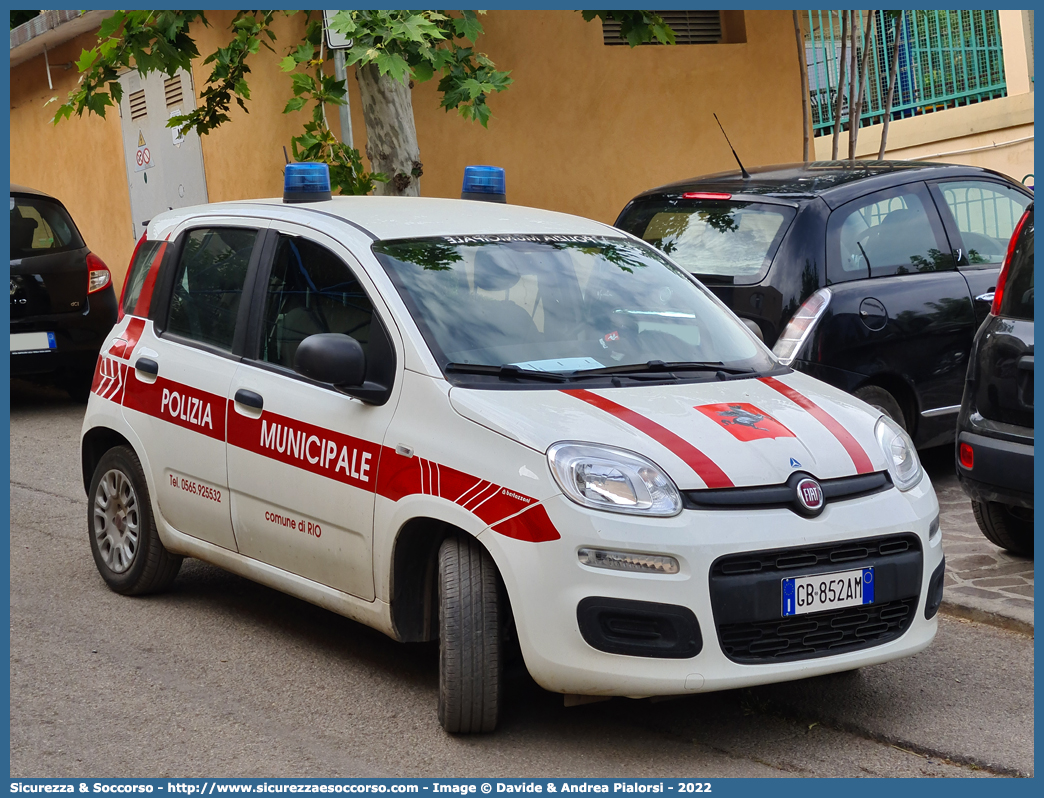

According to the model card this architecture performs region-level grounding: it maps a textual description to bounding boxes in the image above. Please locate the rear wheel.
[62,368,95,403]
[438,535,502,734]
[972,501,1034,557]
[88,446,183,594]
[854,385,906,431]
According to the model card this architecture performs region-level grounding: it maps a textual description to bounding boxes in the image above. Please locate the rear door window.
[166,227,258,350]
[828,183,952,282]
[932,180,1031,267]
[616,200,795,284]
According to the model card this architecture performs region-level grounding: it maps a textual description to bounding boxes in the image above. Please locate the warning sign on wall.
[134,131,154,173]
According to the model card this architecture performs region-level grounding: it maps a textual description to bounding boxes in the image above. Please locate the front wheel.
[88,446,183,595]
[853,385,906,431]
[438,536,503,734]
[972,500,1034,557]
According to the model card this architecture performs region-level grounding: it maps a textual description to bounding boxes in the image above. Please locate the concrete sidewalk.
[922,447,1034,635]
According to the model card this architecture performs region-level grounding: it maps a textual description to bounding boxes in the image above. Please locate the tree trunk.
[848,10,877,160]
[878,12,903,160]
[793,10,811,162]
[356,62,422,197]
[830,11,849,160]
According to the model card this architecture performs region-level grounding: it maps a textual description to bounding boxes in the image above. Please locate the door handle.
[234,388,264,410]
[975,291,995,304]
[134,357,159,376]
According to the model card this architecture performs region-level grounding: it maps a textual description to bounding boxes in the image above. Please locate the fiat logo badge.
[795,477,824,514]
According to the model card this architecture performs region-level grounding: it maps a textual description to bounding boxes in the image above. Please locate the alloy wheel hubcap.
[93,469,140,574]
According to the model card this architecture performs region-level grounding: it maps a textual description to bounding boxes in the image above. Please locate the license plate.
[782,567,874,617]
[11,331,56,353]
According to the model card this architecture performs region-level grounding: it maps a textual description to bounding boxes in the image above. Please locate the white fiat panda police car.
[82,165,944,734]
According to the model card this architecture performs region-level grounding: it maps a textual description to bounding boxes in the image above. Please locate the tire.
[438,535,502,734]
[972,500,1034,557]
[62,369,95,404]
[88,446,183,595]
[854,385,906,430]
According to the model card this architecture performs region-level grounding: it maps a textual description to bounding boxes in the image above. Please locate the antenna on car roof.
[282,146,290,165]
[713,113,750,179]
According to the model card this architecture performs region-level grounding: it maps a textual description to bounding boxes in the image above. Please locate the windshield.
[373,234,776,384]
[616,200,795,284]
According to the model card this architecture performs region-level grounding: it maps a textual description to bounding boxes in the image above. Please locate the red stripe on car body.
[227,403,381,491]
[562,388,733,488]
[122,375,226,442]
[758,376,874,474]
[120,372,559,541]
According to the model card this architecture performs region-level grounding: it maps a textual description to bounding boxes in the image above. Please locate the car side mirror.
[294,333,366,387]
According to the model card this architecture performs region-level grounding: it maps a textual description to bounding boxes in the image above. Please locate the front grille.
[684,470,891,515]
[710,534,922,664]
[718,598,917,663]
[712,533,916,577]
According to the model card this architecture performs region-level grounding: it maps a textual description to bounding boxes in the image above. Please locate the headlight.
[547,442,682,516]
[875,416,922,490]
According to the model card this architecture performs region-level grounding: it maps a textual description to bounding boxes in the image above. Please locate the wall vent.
[164,75,184,108]
[129,89,147,120]
[602,10,723,45]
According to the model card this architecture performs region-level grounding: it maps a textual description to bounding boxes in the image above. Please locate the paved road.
[8,380,1034,778]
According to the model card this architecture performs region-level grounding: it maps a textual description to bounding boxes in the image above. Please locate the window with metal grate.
[601,10,723,45]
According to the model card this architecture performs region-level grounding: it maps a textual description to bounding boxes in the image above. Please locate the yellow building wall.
[10,10,805,291]
[10,29,135,287]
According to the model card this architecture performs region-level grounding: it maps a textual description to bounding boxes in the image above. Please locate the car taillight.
[118,233,148,321]
[86,252,111,294]
[772,288,832,365]
[991,208,1031,316]
[959,442,974,470]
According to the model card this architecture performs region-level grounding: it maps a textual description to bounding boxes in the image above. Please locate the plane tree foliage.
[53,9,672,196]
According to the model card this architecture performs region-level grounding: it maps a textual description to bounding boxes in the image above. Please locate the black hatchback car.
[955,203,1033,556]
[10,185,118,400]
[615,162,1033,448]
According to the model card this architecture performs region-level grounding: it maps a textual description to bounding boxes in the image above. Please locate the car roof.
[10,184,60,200]
[153,196,620,242]
[628,160,1024,208]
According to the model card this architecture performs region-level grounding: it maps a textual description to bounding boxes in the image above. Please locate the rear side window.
[616,200,795,284]
[828,184,950,282]
[9,196,84,258]
[121,239,167,317]
[999,210,1033,320]
[166,227,257,350]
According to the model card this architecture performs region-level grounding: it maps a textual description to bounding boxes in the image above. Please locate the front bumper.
[481,473,942,697]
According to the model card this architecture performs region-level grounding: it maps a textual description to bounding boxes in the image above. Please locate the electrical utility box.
[118,69,208,239]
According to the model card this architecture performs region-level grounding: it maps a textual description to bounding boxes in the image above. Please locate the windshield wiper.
[572,360,757,379]
[443,363,571,383]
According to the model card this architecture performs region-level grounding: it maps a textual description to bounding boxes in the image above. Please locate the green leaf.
[97,11,125,40]
[75,48,100,73]
[279,55,296,72]
[412,60,434,83]
[453,12,483,42]
[283,97,307,113]
[375,51,411,83]
[234,79,251,99]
